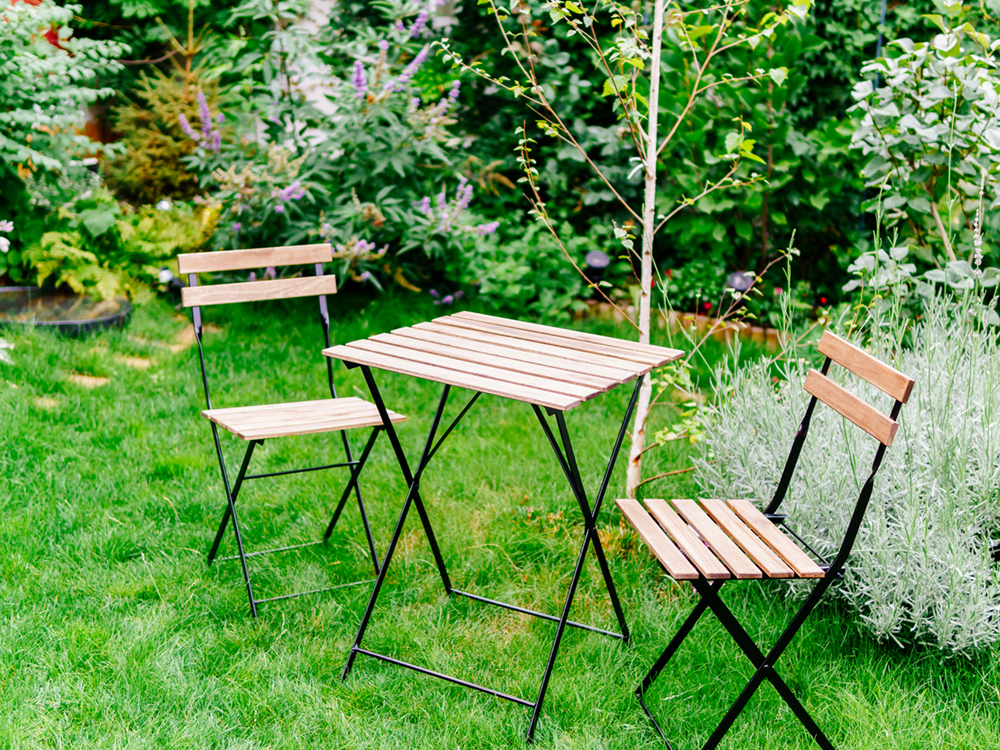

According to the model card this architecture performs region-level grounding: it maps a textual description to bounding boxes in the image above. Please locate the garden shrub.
[695,296,1000,655]
[463,223,587,320]
[848,7,1000,268]
[104,69,228,204]
[0,0,127,281]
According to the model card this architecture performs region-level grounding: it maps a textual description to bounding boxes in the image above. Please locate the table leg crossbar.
[206,422,384,618]
[342,366,644,741]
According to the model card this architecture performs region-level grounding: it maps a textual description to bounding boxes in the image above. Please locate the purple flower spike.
[395,20,406,32]
[276,181,306,201]
[455,178,473,212]
[265,266,277,280]
[360,271,372,282]
[449,80,461,100]
[429,289,439,299]
[410,10,428,38]
[217,112,225,124]
[352,60,368,99]
[179,113,200,141]
[441,294,453,305]
[197,90,213,140]
[416,196,432,215]
[275,205,285,214]
[475,221,500,235]
[378,39,389,52]
[395,46,429,89]
[232,222,242,233]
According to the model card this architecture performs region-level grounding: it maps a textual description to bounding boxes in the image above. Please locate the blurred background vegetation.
[0,0,993,318]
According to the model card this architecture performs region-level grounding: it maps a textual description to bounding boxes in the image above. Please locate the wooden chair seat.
[616,497,825,581]
[203,396,406,441]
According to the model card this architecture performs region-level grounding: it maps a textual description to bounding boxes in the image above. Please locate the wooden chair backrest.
[178,243,337,308]
[802,331,915,447]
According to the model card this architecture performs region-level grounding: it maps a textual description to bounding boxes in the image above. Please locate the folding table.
[323,311,682,740]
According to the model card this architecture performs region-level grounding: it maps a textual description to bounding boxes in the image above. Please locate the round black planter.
[0,286,132,336]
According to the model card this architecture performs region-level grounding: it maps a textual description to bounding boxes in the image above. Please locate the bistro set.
[178,243,915,749]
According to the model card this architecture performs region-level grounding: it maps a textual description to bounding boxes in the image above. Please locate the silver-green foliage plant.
[695,299,1000,655]
[0,1,128,172]
[848,4,1000,266]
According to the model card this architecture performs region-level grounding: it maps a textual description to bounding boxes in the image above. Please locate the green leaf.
[685,25,715,42]
[602,75,630,97]
[768,67,788,87]
[78,207,119,238]
[922,14,947,33]
[724,132,741,153]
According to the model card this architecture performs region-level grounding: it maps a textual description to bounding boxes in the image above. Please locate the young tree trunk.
[625,0,665,498]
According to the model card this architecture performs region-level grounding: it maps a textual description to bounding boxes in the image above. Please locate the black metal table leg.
[525,376,644,741]
[342,374,453,678]
[324,426,383,575]
[341,367,644,742]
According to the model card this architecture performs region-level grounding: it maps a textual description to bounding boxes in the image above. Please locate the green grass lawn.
[2,294,999,749]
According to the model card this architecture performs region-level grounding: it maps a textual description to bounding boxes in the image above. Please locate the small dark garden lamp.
[727,270,755,295]
[585,250,610,298]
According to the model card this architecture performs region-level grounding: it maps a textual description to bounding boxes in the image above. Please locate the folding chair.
[617,331,915,749]
[178,243,405,618]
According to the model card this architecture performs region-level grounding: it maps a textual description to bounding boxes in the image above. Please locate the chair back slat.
[817,331,914,403]
[803,369,898,446]
[178,243,333,274]
[181,275,338,308]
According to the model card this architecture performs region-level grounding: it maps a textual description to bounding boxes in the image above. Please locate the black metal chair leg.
[638,586,717,697]
[526,527,592,743]
[215,440,260,617]
[692,578,834,750]
[207,435,257,565]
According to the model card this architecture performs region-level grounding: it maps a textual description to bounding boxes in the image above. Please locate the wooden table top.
[323,311,683,412]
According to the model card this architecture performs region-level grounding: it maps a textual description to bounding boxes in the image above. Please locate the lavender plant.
[696,291,1000,655]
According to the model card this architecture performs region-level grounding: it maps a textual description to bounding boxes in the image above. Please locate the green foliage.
[105,68,228,204]
[0,1,128,172]
[461,222,587,319]
[18,188,212,299]
[170,0,491,291]
[848,7,1000,267]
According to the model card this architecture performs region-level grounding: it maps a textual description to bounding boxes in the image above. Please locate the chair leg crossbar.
[207,424,384,618]
[341,366,644,741]
[637,576,837,750]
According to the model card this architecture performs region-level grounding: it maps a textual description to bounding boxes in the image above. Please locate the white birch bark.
[625,0,665,498]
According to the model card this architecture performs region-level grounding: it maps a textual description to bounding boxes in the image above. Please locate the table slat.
[323,345,581,411]
[435,316,670,366]
[395,326,637,383]
[414,322,651,376]
[454,311,684,360]
[347,339,600,401]
[372,332,620,392]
